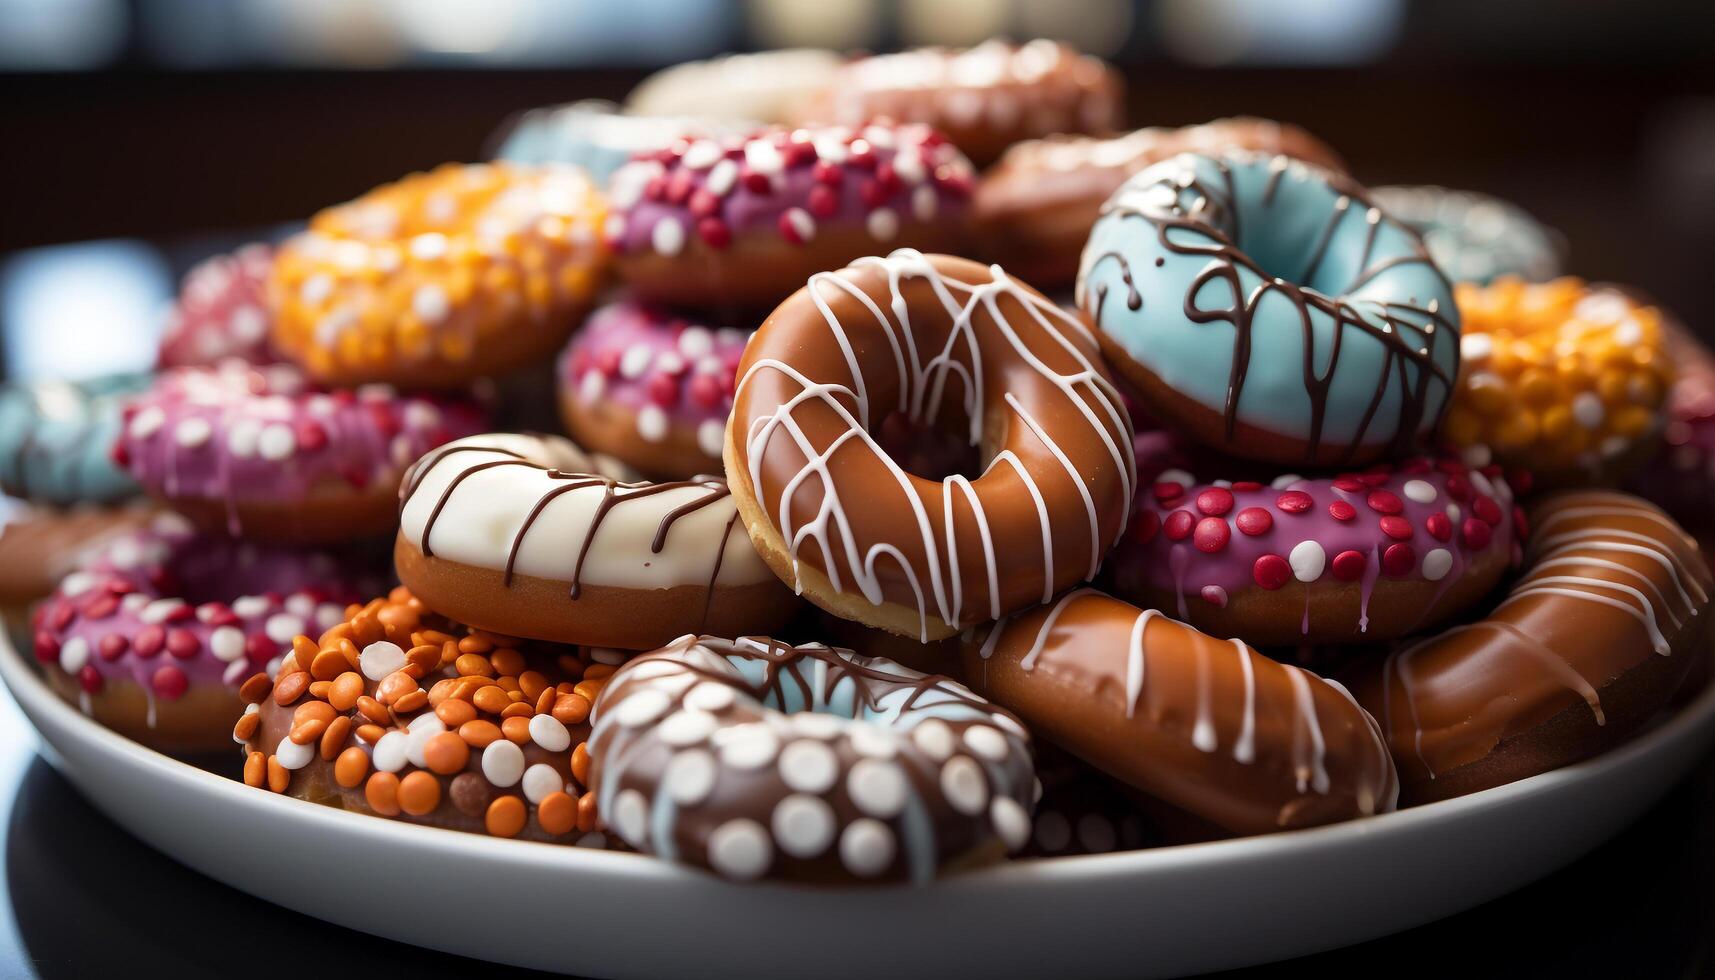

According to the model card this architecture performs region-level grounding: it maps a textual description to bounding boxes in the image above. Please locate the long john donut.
[395,434,796,649]
[725,250,1135,641]
[966,589,1398,835]
[1352,491,1713,803]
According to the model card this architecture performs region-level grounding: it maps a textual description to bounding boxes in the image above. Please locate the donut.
[0,502,156,617]
[1077,150,1460,468]
[158,243,277,368]
[30,512,378,753]
[239,586,616,844]
[269,163,608,388]
[1441,277,1671,487]
[556,300,748,479]
[1371,185,1563,286]
[624,48,844,126]
[588,634,1035,882]
[974,117,1346,290]
[394,433,797,649]
[1350,491,1712,803]
[1024,744,1157,857]
[966,590,1399,835]
[605,121,976,311]
[0,373,146,506]
[490,99,754,184]
[1105,451,1523,646]
[1632,324,1715,541]
[114,361,487,544]
[797,40,1124,166]
[726,251,1135,641]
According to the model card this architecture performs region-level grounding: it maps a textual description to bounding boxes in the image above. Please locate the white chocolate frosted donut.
[394,434,797,649]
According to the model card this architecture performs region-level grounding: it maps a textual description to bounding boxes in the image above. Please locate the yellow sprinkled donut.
[270,163,608,388]
[1443,276,1671,485]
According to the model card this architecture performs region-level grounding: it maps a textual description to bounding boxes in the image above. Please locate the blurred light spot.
[748,0,878,50]
[1019,0,1133,59]
[1,241,170,381]
[244,0,404,68]
[900,0,1009,47]
[390,0,523,55]
[1159,0,1403,66]
[0,0,125,70]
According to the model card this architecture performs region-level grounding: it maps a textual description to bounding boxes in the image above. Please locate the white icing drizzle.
[736,250,1133,639]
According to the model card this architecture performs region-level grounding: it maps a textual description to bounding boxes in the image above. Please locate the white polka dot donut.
[588,635,1035,882]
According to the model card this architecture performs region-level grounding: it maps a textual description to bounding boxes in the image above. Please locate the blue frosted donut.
[0,373,146,505]
[1077,151,1460,468]
[490,99,753,183]
[1371,185,1563,286]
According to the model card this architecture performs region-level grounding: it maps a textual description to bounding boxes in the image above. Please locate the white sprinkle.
[257,424,296,461]
[683,681,735,713]
[991,796,1031,851]
[848,724,899,759]
[139,598,185,625]
[778,739,839,794]
[962,725,1010,761]
[481,739,525,787]
[210,626,246,663]
[412,284,451,325]
[790,713,842,739]
[128,406,166,440]
[408,233,447,261]
[1402,479,1437,504]
[285,593,315,618]
[658,709,717,747]
[847,758,907,817]
[911,185,937,221]
[782,207,815,242]
[264,614,304,645]
[1271,473,1303,489]
[772,795,836,858]
[718,723,779,770]
[664,749,717,806]
[299,274,334,304]
[231,595,270,618]
[611,788,649,845]
[708,818,772,879]
[651,218,686,256]
[893,146,926,184]
[227,419,261,458]
[521,763,563,804]
[1460,333,1494,361]
[1158,468,1196,487]
[681,139,724,170]
[1423,548,1453,581]
[371,731,409,773]
[1289,540,1327,583]
[866,207,899,241]
[578,370,605,403]
[1461,444,1492,468]
[911,719,955,760]
[1468,470,1496,499]
[1446,502,1462,523]
[619,344,653,379]
[529,713,572,752]
[839,819,895,878]
[1572,392,1605,429]
[173,417,212,448]
[677,325,713,359]
[275,736,315,771]
[705,159,739,197]
[59,637,89,673]
[636,405,669,442]
[359,640,406,681]
[743,139,783,175]
[940,755,988,815]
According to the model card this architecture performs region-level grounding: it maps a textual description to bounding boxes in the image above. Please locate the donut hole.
[875,409,983,483]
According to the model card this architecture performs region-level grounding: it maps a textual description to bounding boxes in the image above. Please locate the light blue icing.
[1371,184,1563,285]
[491,99,754,184]
[0,372,147,505]
[1077,151,1461,461]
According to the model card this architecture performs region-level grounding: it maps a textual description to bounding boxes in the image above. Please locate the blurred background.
[1,0,1712,379]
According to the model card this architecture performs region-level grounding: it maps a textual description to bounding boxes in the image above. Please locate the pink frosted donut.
[1105,445,1526,646]
[30,512,378,752]
[115,361,486,544]
[557,300,748,478]
[158,244,277,368]
[606,120,977,309]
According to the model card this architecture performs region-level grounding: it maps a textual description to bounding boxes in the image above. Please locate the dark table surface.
[0,671,1710,979]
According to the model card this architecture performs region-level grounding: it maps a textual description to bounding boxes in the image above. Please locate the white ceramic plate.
[4,630,1713,980]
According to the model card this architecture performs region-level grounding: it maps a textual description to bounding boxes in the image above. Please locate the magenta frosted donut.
[158,244,277,368]
[557,300,748,478]
[115,361,486,544]
[1105,446,1526,646]
[30,512,377,752]
[605,121,977,309]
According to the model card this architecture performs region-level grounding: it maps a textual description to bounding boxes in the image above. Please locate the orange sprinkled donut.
[1442,277,1672,486]
[270,163,608,388]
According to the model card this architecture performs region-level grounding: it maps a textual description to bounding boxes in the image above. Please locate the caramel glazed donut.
[967,590,1398,835]
[726,251,1136,642]
[1352,491,1713,803]
[395,434,797,650]
[589,635,1034,882]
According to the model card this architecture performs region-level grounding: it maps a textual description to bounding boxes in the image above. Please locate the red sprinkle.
[82,594,119,620]
[1382,543,1417,576]
[1200,586,1228,608]
[777,211,808,245]
[1473,495,1502,525]
[1446,474,1472,501]
[295,419,328,453]
[1333,477,1365,493]
[1193,517,1231,553]
[1130,509,1160,545]
[1164,510,1195,542]
[97,634,128,660]
[1379,516,1413,540]
[133,625,165,658]
[1508,468,1534,496]
[49,603,74,631]
[78,665,103,694]
[806,184,839,219]
[1152,482,1185,503]
[1425,512,1453,542]
[165,628,200,659]
[151,664,189,700]
[741,169,772,194]
[1235,507,1273,536]
[1276,490,1313,514]
[696,217,732,250]
[1359,471,1391,488]
[32,632,58,665]
[688,373,725,409]
[1253,554,1290,590]
[1331,550,1368,581]
[1513,505,1529,541]
[246,633,275,662]
[1196,487,1234,516]
[1231,481,1263,492]
[812,160,844,186]
[1366,490,1403,515]
[1328,500,1357,522]
[859,178,890,208]
[688,189,720,218]
[1462,517,1492,550]
[646,373,679,407]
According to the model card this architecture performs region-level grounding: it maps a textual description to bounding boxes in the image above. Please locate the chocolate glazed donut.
[965,589,1398,835]
[725,250,1136,641]
[1351,491,1713,804]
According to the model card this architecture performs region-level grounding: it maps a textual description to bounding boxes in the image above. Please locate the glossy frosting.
[966,590,1398,835]
[589,634,1034,882]
[492,100,755,183]
[1078,151,1460,465]
[730,251,1135,639]
[158,243,277,368]
[397,433,775,593]
[0,372,145,506]
[1371,185,1562,285]
[1360,491,1711,783]
[116,362,486,523]
[624,48,844,125]
[606,121,975,257]
[557,299,749,463]
[1633,324,1715,538]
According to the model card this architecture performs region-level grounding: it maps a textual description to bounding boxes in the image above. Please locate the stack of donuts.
[13,35,1715,890]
